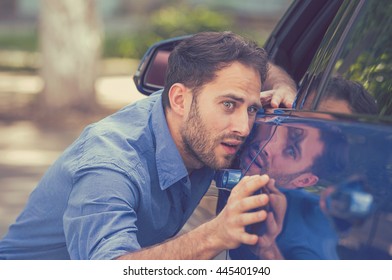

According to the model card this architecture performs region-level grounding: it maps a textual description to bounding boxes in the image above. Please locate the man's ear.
[289,172,319,188]
[168,83,188,116]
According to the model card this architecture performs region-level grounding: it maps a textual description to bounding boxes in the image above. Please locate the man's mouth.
[221,140,243,155]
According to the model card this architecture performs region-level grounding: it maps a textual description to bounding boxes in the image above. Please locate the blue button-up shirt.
[0,92,215,260]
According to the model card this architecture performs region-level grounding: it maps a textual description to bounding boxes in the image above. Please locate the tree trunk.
[39,0,102,114]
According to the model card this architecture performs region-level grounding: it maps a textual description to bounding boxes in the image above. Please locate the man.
[238,119,348,188]
[0,31,295,260]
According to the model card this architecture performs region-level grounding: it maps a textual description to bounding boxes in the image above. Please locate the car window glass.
[318,0,392,117]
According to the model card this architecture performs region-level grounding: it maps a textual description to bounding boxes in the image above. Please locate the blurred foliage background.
[0,0,291,67]
[0,0,292,120]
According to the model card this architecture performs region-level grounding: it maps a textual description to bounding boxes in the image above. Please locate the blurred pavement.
[0,72,146,238]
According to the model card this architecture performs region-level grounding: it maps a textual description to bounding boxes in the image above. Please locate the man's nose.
[231,111,251,136]
[263,137,279,161]
[262,148,270,162]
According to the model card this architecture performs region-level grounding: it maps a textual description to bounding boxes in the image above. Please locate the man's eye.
[285,146,297,159]
[248,106,259,114]
[223,101,235,110]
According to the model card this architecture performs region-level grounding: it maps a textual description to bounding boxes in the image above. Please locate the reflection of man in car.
[306,76,379,115]
[319,76,378,114]
[240,123,343,189]
[221,120,348,259]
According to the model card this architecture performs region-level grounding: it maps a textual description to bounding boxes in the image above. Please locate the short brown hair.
[162,31,269,109]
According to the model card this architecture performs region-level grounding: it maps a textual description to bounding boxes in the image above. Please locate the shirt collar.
[151,92,189,190]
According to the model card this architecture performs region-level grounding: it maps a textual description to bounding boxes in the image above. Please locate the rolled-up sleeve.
[63,167,141,260]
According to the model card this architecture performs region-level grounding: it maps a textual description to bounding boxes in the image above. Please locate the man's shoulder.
[83,94,162,147]
[108,93,161,125]
[63,96,162,175]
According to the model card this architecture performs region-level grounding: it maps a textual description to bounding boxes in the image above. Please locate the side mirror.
[133,35,191,96]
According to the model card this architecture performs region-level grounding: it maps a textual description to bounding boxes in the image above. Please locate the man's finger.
[271,93,294,108]
[268,85,296,107]
[259,90,273,106]
[260,90,274,99]
[231,175,269,198]
[235,210,268,227]
[233,193,269,213]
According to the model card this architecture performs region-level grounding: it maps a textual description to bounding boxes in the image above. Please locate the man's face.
[239,122,325,188]
[180,62,262,170]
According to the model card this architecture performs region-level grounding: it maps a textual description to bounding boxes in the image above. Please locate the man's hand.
[261,63,297,109]
[116,175,281,260]
[249,179,287,259]
[260,87,296,109]
[208,175,270,250]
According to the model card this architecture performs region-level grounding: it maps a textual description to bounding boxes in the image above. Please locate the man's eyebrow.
[220,93,245,103]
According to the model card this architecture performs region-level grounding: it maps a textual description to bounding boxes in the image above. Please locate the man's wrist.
[196,219,227,254]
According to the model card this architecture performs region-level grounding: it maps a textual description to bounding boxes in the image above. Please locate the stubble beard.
[180,98,235,170]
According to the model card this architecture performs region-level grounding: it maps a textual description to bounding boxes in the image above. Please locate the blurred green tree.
[104,4,232,59]
[39,0,102,114]
[337,0,392,116]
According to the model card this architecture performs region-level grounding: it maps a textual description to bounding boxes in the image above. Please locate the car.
[132,0,392,260]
